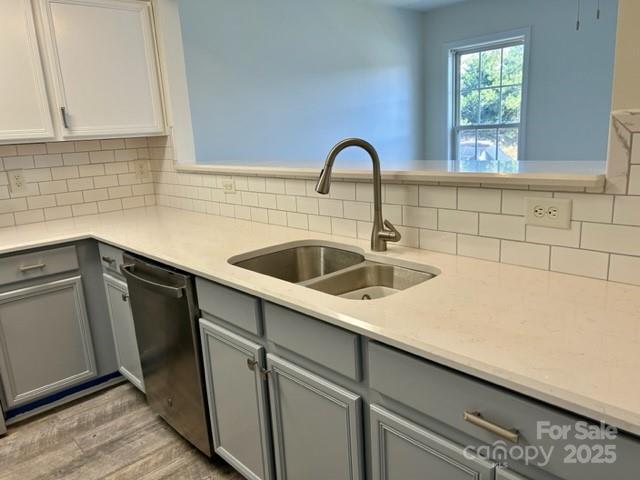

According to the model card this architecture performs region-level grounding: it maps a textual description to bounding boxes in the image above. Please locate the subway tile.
[457,235,500,261]
[205,202,220,216]
[94,175,119,188]
[382,204,402,225]
[89,150,115,164]
[501,190,552,216]
[581,223,640,256]
[258,193,277,210]
[526,222,581,248]
[108,186,133,199]
[268,209,287,226]
[14,209,44,225]
[329,182,356,201]
[629,166,640,195]
[385,184,418,206]
[419,229,457,254]
[39,180,68,195]
[343,201,370,220]
[219,203,234,218]
[249,207,268,223]
[3,156,34,170]
[101,139,126,150]
[355,183,375,202]
[609,255,640,286]
[241,191,259,207]
[357,221,373,240]
[115,149,138,162]
[247,177,266,192]
[56,191,84,206]
[122,196,145,209]
[287,212,308,230]
[318,198,343,217]
[479,213,524,240]
[44,206,72,221]
[27,195,56,210]
[458,188,501,213]
[308,215,332,234]
[276,195,296,212]
[74,140,101,152]
[551,247,609,280]
[438,209,478,234]
[98,199,122,213]
[396,226,420,248]
[17,143,46,156]
[632,136,640,164]
[51,166,79,180]
[0,186,8,200]
[500,241,550,270]
[63,152,90,166]
[24,168,52,183]
[265,178,286,194]
[79,164,105,177]
[34,154,63,168]
[0,198,27,214]
[613,196,640,225]
[285,179,307,196]
[72,203,98,217]
[331,218,357,238]
[0,213,15,227]
[555,193,613,223]
[297,196,319,215]
[133,183,154,196]
[402,206,437,229]
[0,145,18,156]
[419,186,457,209]
[232,176,249,191]
[234,205,251,220]
[83,188,109,203]
[104,162,129,175]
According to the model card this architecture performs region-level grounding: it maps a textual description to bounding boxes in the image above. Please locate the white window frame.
[445,28,531,163]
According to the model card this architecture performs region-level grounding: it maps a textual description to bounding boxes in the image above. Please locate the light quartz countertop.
[0,206,638,436]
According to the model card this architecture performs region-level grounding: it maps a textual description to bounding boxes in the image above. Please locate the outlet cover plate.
[8,170,28,195]
[525,197,572,229]
[221,179,235,193]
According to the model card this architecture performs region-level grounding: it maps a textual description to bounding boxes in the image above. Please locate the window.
[451,36,527,165]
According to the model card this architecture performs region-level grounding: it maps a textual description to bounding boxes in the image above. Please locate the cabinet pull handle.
[121,293,129,302]
[463,411,519,444]
[19,263,46,273]
[260,369,272,380]
[102,256,116,265]
[247,359,258,371]
[60,107,70,129]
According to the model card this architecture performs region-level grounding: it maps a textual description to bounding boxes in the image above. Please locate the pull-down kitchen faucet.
[316,138,401,252]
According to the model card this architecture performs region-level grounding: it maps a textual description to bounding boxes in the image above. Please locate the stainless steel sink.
[232,245,365,283]
[230,242,438,300]
[304,262,435,300]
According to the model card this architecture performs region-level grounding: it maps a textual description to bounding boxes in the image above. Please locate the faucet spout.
[315,138,401,252]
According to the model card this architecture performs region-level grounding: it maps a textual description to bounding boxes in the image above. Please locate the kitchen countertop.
[0,206,638,436]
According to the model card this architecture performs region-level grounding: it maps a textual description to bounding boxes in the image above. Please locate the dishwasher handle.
[120,264,185,299]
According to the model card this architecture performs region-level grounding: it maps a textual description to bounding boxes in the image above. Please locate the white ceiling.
[367,0,469,11]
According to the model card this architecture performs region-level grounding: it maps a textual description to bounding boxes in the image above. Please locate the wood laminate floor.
[0,383,244,480]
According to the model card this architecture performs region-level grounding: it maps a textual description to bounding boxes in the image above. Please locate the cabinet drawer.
[98,243,125,276]
[0,246,78,286]
[368,342,640,480]
[196,278,261,335]
[264,303,360,380]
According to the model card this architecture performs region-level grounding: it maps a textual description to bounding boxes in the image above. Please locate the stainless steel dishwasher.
[121,253,212,457]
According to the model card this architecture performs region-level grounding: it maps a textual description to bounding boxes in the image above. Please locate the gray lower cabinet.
[496,467,529,479]
[103,273,144,392]
[266,354,364,480]
[0,276,96,407]
[200,320,273,480]
[370,404,495,480]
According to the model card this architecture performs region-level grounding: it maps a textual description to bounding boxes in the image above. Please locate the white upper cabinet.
[38,0,165,139]
[0,0,55,142]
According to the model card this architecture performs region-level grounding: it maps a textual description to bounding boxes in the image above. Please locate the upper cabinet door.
[40,0,165,138]
[0,0,55,143]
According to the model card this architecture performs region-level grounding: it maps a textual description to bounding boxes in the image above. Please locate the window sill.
[175,161,605,189]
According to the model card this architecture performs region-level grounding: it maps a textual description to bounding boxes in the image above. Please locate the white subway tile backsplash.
[287,212,308,230]
[613,196,640,225]
[438,209,478,234]
[268,209,287,226]
[27,195,56,210]
[52,166,79,180]
[628,166,640,194]
[17,143,46,156]
[500,241,550,270]
[258,193,277,210]
[0,198,27,214]
[83,189,109,203]
[34,154,63,168]
[502,190,552,216]
[276,194,296,212]
[63,152,90,166]
[609,255,640,286]
[79,164,106,177]
[56,191,84,206]
[329,182,356,201]
[308,215,331,234]
[419,229,456,254]
[44,206,72,221]
[419,186,457,209]
[318,198,343,217]
[555,193,613,223]
[285,179,307,196]
[39,180,68,195]
[0,213,14,227]
[297,196,319,215]
[241,191,259,207]
[343,201,370,221]
[581,223,640,256]
[234,205,251,220]
[396,226,420,248]
[480,214,524,240]
[247,177,266,192]
[4,156,34,170]
[385,184,418,206]
[458,188,501,213]
[14,209,44,225]
[109,186,133,199]
[104,162,128,175]
[550,247,609,280]
[331,217,357,238]
[526,222,581,248]
[266,178,286,194]
[250,207,268,224]
[402,206,437,229]
[72,203,98,217]
[457,235,500,261]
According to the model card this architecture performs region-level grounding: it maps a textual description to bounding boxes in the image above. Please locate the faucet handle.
[381,219,402,243]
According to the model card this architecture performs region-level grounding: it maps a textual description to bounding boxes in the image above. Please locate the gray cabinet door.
[200,320,273,480]
[496,468,529,479]
[370,405,495,480]
[267,354,364,480]
[0,276,96,407]
[103,274,144,392]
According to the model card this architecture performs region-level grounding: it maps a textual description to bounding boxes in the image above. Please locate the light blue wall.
[423,0,618,161]
[179,0,425,165]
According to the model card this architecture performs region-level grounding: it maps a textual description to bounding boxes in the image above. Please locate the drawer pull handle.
[463,411,519,443]
[19,263,46,273]
[247,359,258,371]
[121,293,129,302]
[102,256,116,265]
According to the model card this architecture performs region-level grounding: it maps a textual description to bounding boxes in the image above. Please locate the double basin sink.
[229,242,438,300]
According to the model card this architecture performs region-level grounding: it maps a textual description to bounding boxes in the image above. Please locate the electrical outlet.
[8,170,28,195]
[525,198,572,229]
[221,179,235,193]
[133,160,150,180]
